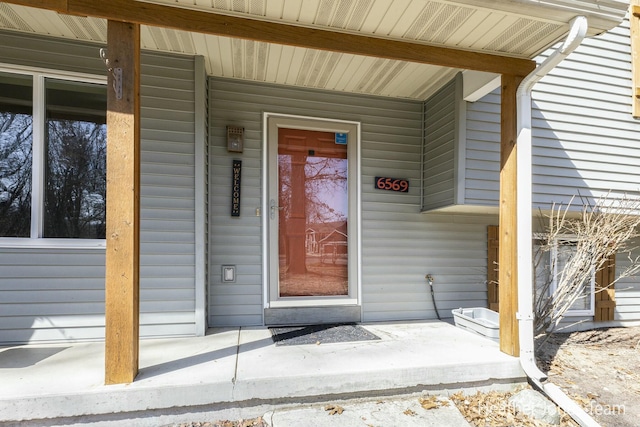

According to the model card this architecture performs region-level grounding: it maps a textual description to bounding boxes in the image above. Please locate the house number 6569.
[375,176,409,192]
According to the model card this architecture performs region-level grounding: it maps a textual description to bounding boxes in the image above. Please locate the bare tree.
[0,112,33,237]
[534,194,640,338]
[44,119,106,238]
[304,156,347,225]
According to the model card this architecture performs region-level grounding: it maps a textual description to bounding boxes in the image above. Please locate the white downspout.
[516,15,600,427]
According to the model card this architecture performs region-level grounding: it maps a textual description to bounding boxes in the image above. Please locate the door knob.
[270,199,283,219]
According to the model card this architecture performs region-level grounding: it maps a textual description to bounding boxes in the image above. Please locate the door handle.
[270,199,283,219]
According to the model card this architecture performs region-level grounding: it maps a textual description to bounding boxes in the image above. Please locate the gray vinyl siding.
[464,90,500,206]
[208,77,493,325]
[0,249,106,342]
[611,243,640,321]
[530,19,637,207]
[422,76,456,210]
[464,18,640,209]
[208,79,264,327]
[139,51,197,338]
[464,17,640,326]
[0,33,198,343]
[363,213,496,322]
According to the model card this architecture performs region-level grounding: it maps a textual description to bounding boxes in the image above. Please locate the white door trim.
[261,112,362,312]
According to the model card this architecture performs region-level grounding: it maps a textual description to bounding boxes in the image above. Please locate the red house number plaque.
[375,176,409,192]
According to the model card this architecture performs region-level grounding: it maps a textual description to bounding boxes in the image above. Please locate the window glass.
[0,72,33,237]
[556,242,593,312]
[44,78,107,238]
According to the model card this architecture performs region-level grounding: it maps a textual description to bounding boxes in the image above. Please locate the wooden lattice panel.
[487,225,500,312]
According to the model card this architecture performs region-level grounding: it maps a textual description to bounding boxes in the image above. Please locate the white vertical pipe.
[516,15,600,427]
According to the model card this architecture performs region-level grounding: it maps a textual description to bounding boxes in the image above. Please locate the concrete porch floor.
[0,320,525,424]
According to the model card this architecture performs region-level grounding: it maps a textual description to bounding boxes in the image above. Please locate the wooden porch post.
[632,1,640,118]
[104,20,141,385]
[499,74,522,357]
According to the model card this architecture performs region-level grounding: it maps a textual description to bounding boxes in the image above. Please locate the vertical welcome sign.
[231,159,241,217]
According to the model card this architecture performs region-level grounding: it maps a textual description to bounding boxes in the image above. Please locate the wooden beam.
[2,0,535,76]
[3,0,68,9]
[498,74,522,357]
[104,19,141,385]
[632,2,640,118]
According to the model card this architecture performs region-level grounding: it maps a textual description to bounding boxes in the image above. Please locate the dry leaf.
[421,402,438,410]
[324,404,344,415]
[419,396,439,410]
[404,409,417,416]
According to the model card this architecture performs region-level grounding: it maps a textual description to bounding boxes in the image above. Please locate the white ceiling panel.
[0,0,629,100]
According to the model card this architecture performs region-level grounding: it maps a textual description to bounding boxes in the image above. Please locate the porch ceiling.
[0,0,629,100]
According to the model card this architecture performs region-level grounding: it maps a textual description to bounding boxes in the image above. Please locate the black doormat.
[270,323,380,346]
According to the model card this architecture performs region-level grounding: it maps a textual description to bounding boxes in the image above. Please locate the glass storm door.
[273,127,348,298]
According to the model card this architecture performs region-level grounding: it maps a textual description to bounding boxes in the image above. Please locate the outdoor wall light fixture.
[227,126,244,153]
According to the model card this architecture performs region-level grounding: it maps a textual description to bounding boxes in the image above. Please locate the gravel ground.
[169,420,267,427]
[536,326,640,427]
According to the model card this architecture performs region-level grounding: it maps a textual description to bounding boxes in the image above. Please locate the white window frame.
[549,237,596,317]
[0,63,107,249]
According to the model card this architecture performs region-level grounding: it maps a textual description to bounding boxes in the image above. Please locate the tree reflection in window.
[44,79,106,239]
[0,73,33,237]
[0,74,106,239]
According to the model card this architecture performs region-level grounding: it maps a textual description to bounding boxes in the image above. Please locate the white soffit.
[462,70,501,102]
[0,0,629,100]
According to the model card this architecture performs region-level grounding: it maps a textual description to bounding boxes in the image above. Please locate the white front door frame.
[261,113,362,317]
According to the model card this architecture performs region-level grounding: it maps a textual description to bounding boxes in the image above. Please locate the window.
[550,238,596,316]
[0,72,32,237]
[0,69,106,241]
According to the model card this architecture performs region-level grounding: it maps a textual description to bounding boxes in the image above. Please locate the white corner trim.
[194,56,207,336]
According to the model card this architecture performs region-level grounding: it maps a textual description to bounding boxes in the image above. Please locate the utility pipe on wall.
[516,15,600,427]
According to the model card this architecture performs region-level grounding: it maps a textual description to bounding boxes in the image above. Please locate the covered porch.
[0,0,631,386]
[0,320,524,423]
